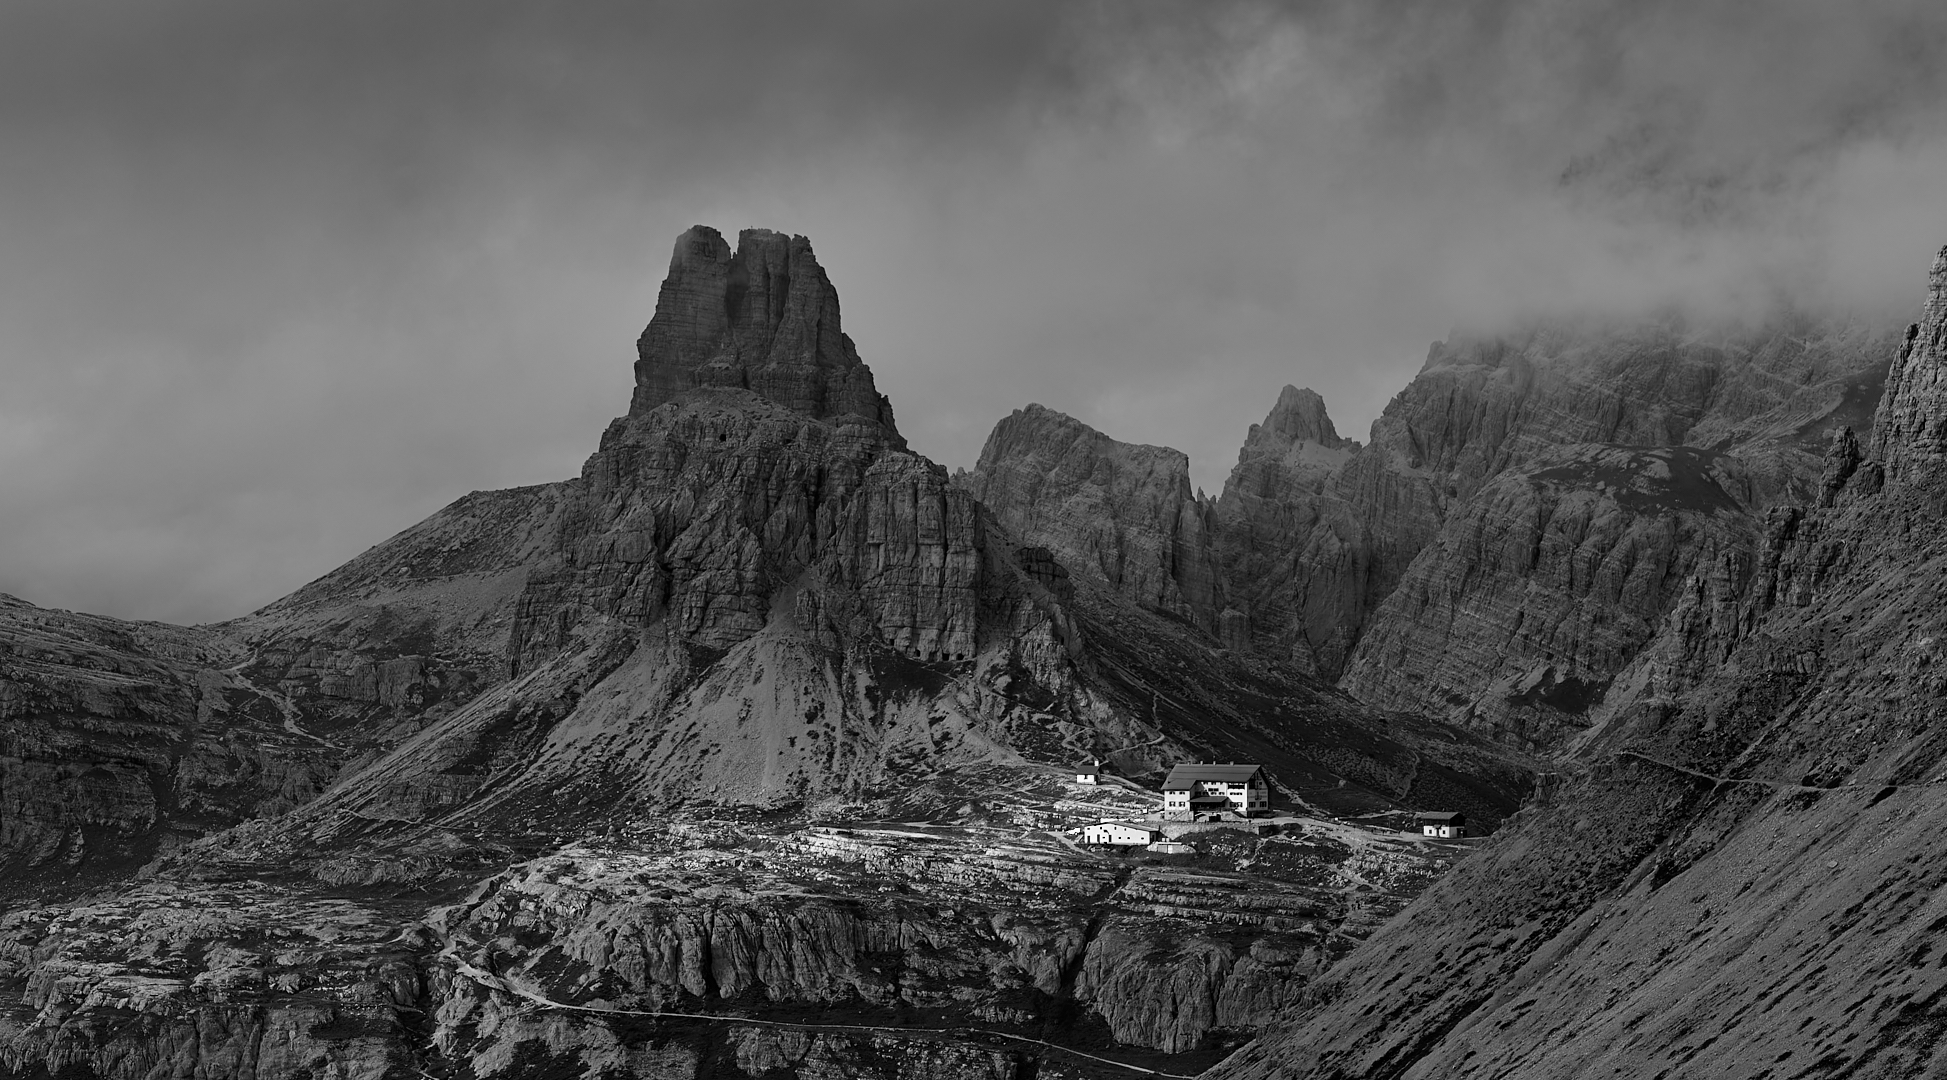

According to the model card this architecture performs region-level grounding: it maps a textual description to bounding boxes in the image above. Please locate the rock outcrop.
[1870,246,1947,483]
[0,808,1459,1080]
[1218,386,1355,506]
[1211,386,1364,668]
[1327,317,1897,749]
[1338,445,1760,750]
[631,226,898,433]
[960,405,1223,629]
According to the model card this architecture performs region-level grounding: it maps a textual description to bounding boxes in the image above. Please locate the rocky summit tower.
[630,226,899,436]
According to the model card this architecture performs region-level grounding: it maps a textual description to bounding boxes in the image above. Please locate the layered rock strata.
[1,811,1457,1080]
[1339,444,1760,750]
[631,226,898,433]
[1312,317,1892,684]
[1212,385,1364,668]
[960,404,1224,630]
[1330,318,1898,748]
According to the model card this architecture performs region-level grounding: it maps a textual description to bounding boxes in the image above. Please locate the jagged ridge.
[1213,243,1947,1080]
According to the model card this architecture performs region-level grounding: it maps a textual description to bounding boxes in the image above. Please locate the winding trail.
[264,680,344,750]
[222,651,346,750]
[1615,750,1941,794]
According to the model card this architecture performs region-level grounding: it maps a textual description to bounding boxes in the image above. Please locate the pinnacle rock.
[631,225,899,435]
[1254,385,1350,451]
[1868,245,1947,483]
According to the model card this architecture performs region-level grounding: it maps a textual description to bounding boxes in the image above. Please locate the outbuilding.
[1417,812,1467,839]
[1084,821,1161,847]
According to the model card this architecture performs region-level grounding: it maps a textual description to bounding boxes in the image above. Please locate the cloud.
[3,1,1945,622]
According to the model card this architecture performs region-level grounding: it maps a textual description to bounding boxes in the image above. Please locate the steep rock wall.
[1340,444,1760,750]
[1212,386,1363,669]
[1872,247,1947,483]
[631,226,898,432]
[961,405,1223,630]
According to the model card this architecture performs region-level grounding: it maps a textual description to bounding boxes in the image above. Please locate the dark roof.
[1188,795,1229,806]
[1416,812,1466,823]
[1162,763,1264,789]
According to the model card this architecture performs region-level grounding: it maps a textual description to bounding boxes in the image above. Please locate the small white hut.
[1417,812,1466,839]
[1084,821,1161,846]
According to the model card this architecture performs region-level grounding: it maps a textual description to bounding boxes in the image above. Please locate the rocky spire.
[1247,385,1349,452]
[1219,385,1357,506]
[1818,426,1864,507]
[1868,245,1947,483]
[630,225,899,434]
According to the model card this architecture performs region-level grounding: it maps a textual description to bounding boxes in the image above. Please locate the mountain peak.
[964,404,1223,627]
[1256,386,1348,450]
[630,225,899,434]
[1219,384,1357,502]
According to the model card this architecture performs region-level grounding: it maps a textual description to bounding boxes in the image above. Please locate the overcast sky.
[5,0,1947,625]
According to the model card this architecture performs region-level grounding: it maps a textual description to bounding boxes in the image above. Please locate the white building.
[1084,821,1161,846]
[1161,763,1270,817]
[1417,812,1466,839]
[1074,761,1102,784]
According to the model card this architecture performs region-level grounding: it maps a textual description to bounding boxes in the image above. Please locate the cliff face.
[960,405,1224,631]
[1218,245,1947,1080]
[1217,387,1354,508]
[631,226,898,433]
[1211,386,1363,669]
[1330,318,1895,749]
[1871,248,1947,483]
[1339,445,1760,750]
